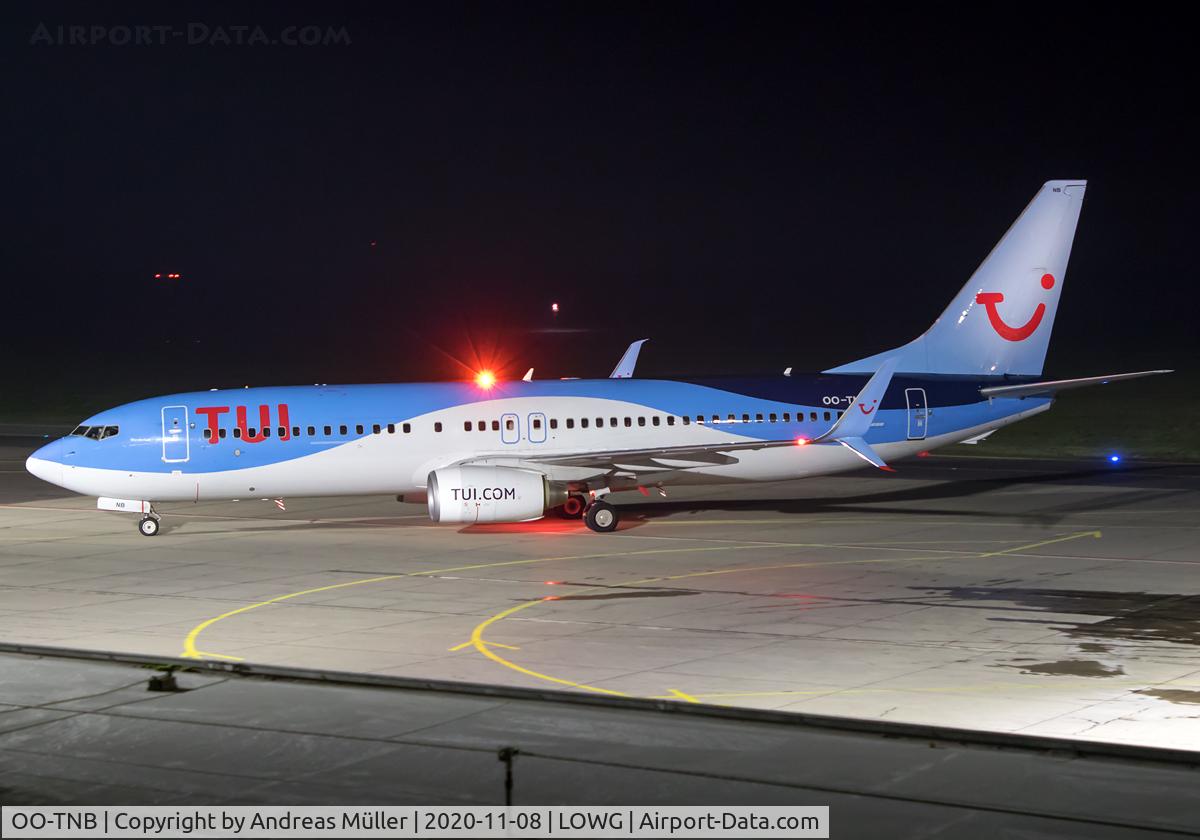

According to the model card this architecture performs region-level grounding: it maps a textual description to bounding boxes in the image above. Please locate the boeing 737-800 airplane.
[26,181,1169,535]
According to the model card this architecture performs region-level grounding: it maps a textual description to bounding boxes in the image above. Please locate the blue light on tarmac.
[1109,454,1121,463]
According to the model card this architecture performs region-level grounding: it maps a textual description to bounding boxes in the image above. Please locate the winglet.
[522,368,534,382]
[811,357,898,471]
[815,357,898,442]
[837,436,893,470]
[610,339,649,378]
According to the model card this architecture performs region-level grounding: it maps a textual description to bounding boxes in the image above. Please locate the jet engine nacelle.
[427,466,567,524]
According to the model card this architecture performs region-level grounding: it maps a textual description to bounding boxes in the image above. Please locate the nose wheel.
[584,500,619,533]
[138,512,161,537]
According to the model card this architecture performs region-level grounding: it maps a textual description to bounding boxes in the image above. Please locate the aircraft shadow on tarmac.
[616,463,1193,529]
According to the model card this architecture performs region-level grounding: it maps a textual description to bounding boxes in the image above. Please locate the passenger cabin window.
[464,421,472,432]
[249,427,259,437]
[491,420,500,431]
[233,428,242,439]
[324,425,332,436]
[782,413,791,422]
[755,413,763,423]
[581,418,589,428]
[549,418,558,430]
[373,424,382,434]
[532,418,542,430]
[810,412,817,422]
[434,422,443,432]
[402,423,411,433]
[637,417,645,427]
[308,426,316,436]
[624,417,632,427]
[566,418,575,429]
[610,417,618,427]
[663,416,671,426]
[769,413,777,423]
[823,411,831,421]
[339,425,348,435]
[291,426,299,437]
[682,416,690,425]
[356,424,364,435]
[387,424,394,434]
[219,428,227,439]
[742,413,750,423]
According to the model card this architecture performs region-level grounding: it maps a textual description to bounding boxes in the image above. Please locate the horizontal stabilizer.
[610,339,649,378]
[979,370,1172,400]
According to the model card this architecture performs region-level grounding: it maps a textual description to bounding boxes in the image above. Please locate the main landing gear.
[138,509,161,537]
[584,500,619,533]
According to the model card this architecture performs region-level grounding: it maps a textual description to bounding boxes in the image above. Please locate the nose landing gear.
[138,509,161,537]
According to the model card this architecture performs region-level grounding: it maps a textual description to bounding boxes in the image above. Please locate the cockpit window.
[70,425,90,436]
[80,425,119,440]
[85,426,104,440]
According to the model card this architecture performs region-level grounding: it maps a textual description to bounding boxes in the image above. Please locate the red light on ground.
[474,370,496,389]
[544,580,561,585]
[918,450,930,457]
[154,273,162,279]
[795,436,809,446]
[543,595,560,601]
[551,302,559,313]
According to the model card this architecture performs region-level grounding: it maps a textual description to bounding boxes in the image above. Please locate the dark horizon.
[4,3,1196,392]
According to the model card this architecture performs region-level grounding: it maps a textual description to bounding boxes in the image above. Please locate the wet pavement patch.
[1135,689,1200,705]
[995,659,1126,678]
[917,587,1200,646]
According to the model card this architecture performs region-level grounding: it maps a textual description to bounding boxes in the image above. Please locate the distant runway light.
[475,370,496,389]
[1109,454,1121,463]
[551,302,559,313]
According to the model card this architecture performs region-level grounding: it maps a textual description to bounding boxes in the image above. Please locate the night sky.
[3,3,1196,392]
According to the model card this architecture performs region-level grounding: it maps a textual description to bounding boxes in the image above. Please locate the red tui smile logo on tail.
[975,273,1055,342]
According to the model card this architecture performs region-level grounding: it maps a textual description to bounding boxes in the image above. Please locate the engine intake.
[427,466,566,524]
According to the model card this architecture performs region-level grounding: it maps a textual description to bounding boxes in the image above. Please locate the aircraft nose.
[26,439,64,486]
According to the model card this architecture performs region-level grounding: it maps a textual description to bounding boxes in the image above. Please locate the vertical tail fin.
[826,180,1087,376]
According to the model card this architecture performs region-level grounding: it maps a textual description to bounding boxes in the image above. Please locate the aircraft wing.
[510,435,803,471]
[979,369,1172,399]
[459,358,901,480]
